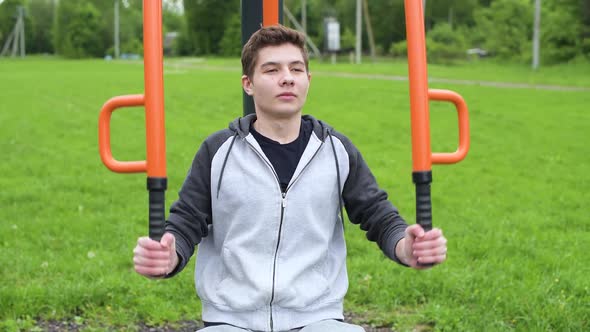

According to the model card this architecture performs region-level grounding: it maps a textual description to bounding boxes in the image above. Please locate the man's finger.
[137,236,166,250]
[406,224,425,239]
[413,246,447,258]
[134,256,171,268]
[417,254,446,265]
[160,233,175,248]
[134,247,171,260]
[413,236,447,250]
[419,228,443,241]
[134,265,168,277]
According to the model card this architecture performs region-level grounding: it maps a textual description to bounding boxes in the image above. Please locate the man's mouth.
[278,92,296,97]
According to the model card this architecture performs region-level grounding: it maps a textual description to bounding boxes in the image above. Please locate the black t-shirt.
[250,118,313,193]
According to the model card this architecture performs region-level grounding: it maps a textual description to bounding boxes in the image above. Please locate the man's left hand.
[396,224,447,269]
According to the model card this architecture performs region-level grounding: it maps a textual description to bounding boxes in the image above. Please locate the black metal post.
[241,0,283,116]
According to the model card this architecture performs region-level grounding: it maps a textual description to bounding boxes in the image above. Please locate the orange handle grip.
[429,89,470,164]
[98,94,147,173]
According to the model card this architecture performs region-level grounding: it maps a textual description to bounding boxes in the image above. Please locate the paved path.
[162,61,590,92]
[317,71,590,92]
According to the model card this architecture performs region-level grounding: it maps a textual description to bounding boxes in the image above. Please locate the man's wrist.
[395,238,411,266]
[163,252,182,278]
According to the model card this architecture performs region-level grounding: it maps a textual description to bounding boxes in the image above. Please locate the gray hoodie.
[165,114,408,331]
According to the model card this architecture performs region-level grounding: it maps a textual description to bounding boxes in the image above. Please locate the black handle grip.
[415,182,432,232]
[147,177,167,241]
[413,171,434,267]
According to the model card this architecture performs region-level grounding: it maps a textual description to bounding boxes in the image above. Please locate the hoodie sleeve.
[334,132,409,266]
[164,130,234,277]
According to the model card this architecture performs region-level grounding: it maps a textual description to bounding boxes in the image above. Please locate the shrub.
[426,23,466,64]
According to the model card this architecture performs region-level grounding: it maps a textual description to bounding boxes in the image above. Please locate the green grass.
[1,57,589,331]
[180,56,590,88]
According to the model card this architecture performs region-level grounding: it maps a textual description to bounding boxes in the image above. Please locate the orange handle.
[99,95,147,173]
[98,0,166,178]
[405,0,431,172]
[143,0,166,178]
[405,0,469,171]
[429,89,470,164]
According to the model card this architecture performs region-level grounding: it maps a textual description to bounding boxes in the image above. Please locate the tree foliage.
[426,23,467,64]
[183,0,238,55]
[1,0,588,64]
[0,0,34,54]
[27,0,54,54]
[54,1,104,58]
[473,0,533,62]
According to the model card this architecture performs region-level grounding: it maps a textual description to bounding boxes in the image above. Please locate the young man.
[133,25,447,332]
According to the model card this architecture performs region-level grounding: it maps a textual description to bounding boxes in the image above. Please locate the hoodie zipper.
[269,191,286,331]
[245,136,325,332]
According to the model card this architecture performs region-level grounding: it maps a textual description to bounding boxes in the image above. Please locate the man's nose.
[280,70,295,86]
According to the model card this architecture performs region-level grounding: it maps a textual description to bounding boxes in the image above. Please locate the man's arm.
[134,131,228,279]
[162,138,217,277]
[334,132,447,268]
[334,132,408,264]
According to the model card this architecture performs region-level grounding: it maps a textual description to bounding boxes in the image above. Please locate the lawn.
[0,56,589,331]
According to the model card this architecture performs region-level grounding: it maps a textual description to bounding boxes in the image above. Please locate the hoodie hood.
[229,114,333,141]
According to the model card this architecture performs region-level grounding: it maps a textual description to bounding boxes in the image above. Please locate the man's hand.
[396,224,447,269]
[133,232,179,278]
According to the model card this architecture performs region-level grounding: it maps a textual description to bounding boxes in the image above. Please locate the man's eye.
[265,69,278,73]
[291,68,304,72]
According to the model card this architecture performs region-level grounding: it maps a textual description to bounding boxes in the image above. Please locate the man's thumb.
[406,224,425,239]
[160,233,175,248]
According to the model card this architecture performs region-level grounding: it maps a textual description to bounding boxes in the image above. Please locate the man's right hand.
[133,232,179,278]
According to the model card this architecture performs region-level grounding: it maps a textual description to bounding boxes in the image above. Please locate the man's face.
[242,43,311,119]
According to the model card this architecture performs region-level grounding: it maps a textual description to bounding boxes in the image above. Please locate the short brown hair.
[241,25,309,79]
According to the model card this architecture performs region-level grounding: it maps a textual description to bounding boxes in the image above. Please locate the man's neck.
[253,113,302,144]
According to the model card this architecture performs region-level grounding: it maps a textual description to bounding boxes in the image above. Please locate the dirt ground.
[35,314,395,332]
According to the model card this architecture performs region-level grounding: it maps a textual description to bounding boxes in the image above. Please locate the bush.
[426,23,466,64]
[219,12,241,57]
[541,10,582,64]
[340,27,356,52]
[473,0,532,62]
[389,40,407,57]
[175,29,195,56]
[582,37,590,60]
[389,23,467,64]
[55,2,104,58]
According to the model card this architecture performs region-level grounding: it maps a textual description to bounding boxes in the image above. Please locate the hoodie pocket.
[215,247,269,311]
[274,266,331,309]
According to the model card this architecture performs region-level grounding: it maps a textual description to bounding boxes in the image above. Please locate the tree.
[219,10,241,57]
[473,0,533,61]
[582,0,590,58]
[371,0,406,54]
[541,0,582,63]
[28,0,55,54]
[54,1,104,58]
[426,22,467,64]
[0,0,33,54]
[0,0,24,41]
[183,0,238,55]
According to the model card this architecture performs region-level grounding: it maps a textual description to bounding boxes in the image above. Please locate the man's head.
[241,25,311,118]
[241,25,309,80]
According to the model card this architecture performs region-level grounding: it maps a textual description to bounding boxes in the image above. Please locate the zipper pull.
[282,193,287,208]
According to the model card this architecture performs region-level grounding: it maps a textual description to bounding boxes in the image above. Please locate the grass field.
[1,56,589,331]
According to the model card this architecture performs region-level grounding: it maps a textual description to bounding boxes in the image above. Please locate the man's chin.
[259,108,302,119]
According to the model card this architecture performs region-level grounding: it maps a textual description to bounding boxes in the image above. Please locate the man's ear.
[242,75,254,96]
[307,71,312,83]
